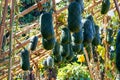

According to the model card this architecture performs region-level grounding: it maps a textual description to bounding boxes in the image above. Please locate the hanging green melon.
[68,2,82,32]
[92,25,101,46]
[71,28,83,44]
[30,36,38,51]
[43,59,47,67]
[116,30,120,72]
[77,43,84,54]
[72,42,82,52]
[66,44,74,61]
[42,37,55,50]
[60,27,71,44]
[101,0,110,14]
[60,44,70,58]
[107,28,113,44]
[53,41,60,56]
[40,12,54,39]
[20,49,30,71]
[86,15,96,38]
[54,55,63,64]
[75,0,84,13]
[116,43,120,72]
[116,30,120,48]
[47,56,54,68]
[83,19,94,46]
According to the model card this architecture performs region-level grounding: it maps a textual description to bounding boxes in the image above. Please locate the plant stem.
[8,0,14,79]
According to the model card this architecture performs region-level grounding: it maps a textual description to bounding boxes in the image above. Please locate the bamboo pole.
[0,0,8,53]
[89,43,96,79]
[8,0,14,79]
[113,0,120,19]
[84,48,95,80]
[103,16,109,80]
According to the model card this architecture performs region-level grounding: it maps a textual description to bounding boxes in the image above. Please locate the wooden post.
[8,0,14,79]
[0,0,8,53]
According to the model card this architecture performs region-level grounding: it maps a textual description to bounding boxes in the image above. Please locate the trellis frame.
[0,0,120,79]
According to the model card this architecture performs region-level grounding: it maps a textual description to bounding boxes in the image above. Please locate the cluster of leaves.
[57,62,90,80]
